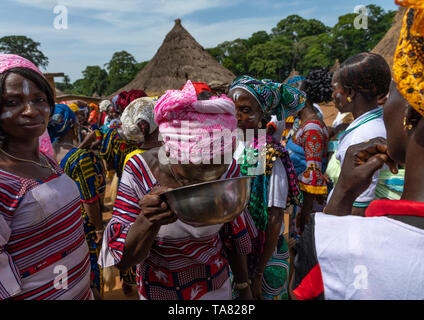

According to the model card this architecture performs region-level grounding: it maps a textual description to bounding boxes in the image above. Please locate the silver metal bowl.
[160,176,253,227]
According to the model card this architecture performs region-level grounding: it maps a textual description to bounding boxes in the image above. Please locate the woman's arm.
[251,206,284,300]
[226,251,253,300]
[116,188,176,271]
[83,200,104,244]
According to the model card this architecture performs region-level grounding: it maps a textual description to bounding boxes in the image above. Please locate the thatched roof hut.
[371,7,407,69]
[114,19,235,96]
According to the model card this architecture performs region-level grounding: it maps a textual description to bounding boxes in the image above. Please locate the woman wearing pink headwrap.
[0,54,92,300]
[99,81,255,300]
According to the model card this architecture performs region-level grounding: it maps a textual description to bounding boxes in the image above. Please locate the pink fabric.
[0,54,45,78]
[39,130,55,158]
[154,81,237,163]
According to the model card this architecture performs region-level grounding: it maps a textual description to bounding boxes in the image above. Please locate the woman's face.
[331,73,351,113]
[229,88,263,132]
[383,82,409,164]
[0,73,50,141]
[107,106,119,120]
[138,120,150,137]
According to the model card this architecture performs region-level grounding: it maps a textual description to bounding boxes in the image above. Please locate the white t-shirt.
[328,107,386,207]
[314,211,424,299]
[234,141,289,234]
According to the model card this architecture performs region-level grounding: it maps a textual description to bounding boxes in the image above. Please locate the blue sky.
[0,0,399,82]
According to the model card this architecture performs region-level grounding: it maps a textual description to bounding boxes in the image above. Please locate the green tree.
[272,15,330,41]
[0,35,49,69]
[105,51,143,94]
[297,33,334,74]
[55,74,73,93]
[247,36,293,81]
[72,66,108,96]
[330,5,396,62]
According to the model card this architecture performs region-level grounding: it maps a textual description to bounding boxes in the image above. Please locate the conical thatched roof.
[115,19,235,96]
[371,7,407,68]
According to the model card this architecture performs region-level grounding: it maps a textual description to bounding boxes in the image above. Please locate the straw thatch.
[371,7,407,69]
[114,19,236,96]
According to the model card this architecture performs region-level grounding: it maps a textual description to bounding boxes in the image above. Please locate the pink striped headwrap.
[155,80,237,164]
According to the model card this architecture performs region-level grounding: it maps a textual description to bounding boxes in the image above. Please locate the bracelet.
[235,282,250,290]
[95,229,104,234]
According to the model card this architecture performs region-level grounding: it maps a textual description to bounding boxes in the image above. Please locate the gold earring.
[347,97,352,103]
[403,117,413,131]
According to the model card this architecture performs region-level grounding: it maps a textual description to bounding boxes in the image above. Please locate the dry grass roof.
[114,19,235,97]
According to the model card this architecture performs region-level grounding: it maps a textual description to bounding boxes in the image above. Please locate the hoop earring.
[403,117,413,131]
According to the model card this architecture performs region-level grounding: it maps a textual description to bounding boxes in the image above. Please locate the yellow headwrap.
[68,103,79,113]
[393,1,424,116]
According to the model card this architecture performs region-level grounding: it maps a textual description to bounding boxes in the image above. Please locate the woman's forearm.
[83,200,103,231]
[116,215,160,271]
[255,207,284,274]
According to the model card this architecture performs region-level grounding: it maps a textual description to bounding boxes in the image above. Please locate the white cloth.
[314,212,424,300]
[328,107,387,207]
[332,112,350,128]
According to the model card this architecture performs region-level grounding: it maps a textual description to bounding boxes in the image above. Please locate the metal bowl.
[160,176,253,227]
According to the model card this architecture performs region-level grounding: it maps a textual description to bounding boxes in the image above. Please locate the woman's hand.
[138,186,177,226]
[324,137,398,215]
[337,137,397,198]
[79,129,96,149]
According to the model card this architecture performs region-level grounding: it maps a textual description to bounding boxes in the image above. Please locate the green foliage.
[0,35,49,69]
[207,4,395,81]
[104,50,145,95]
[57,52,149,97]
[72,66,109,96]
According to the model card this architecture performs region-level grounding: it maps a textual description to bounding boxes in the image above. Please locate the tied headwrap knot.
[229,75,306,121]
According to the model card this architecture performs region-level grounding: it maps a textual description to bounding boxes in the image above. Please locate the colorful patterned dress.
[236,136,303,300]
[0,153,92,300]
[99,155,255,300]
[59,148,106,295]
[286,120,328,239]
[99,128,140,179]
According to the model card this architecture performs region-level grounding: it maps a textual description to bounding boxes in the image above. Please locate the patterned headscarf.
[48,104,77,142]
[68,103,79,113]
[229,75,306,121]
[155,80,237,163]
[120,97,157,142]
[393,1,424,116]
[0,54,45,78]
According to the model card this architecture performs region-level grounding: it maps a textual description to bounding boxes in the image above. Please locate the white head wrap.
[120,97,157,142]
[268,115,286,143]
[99,100,113,113]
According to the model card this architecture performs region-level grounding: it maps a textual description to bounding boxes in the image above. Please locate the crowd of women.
[0,0,423,300]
